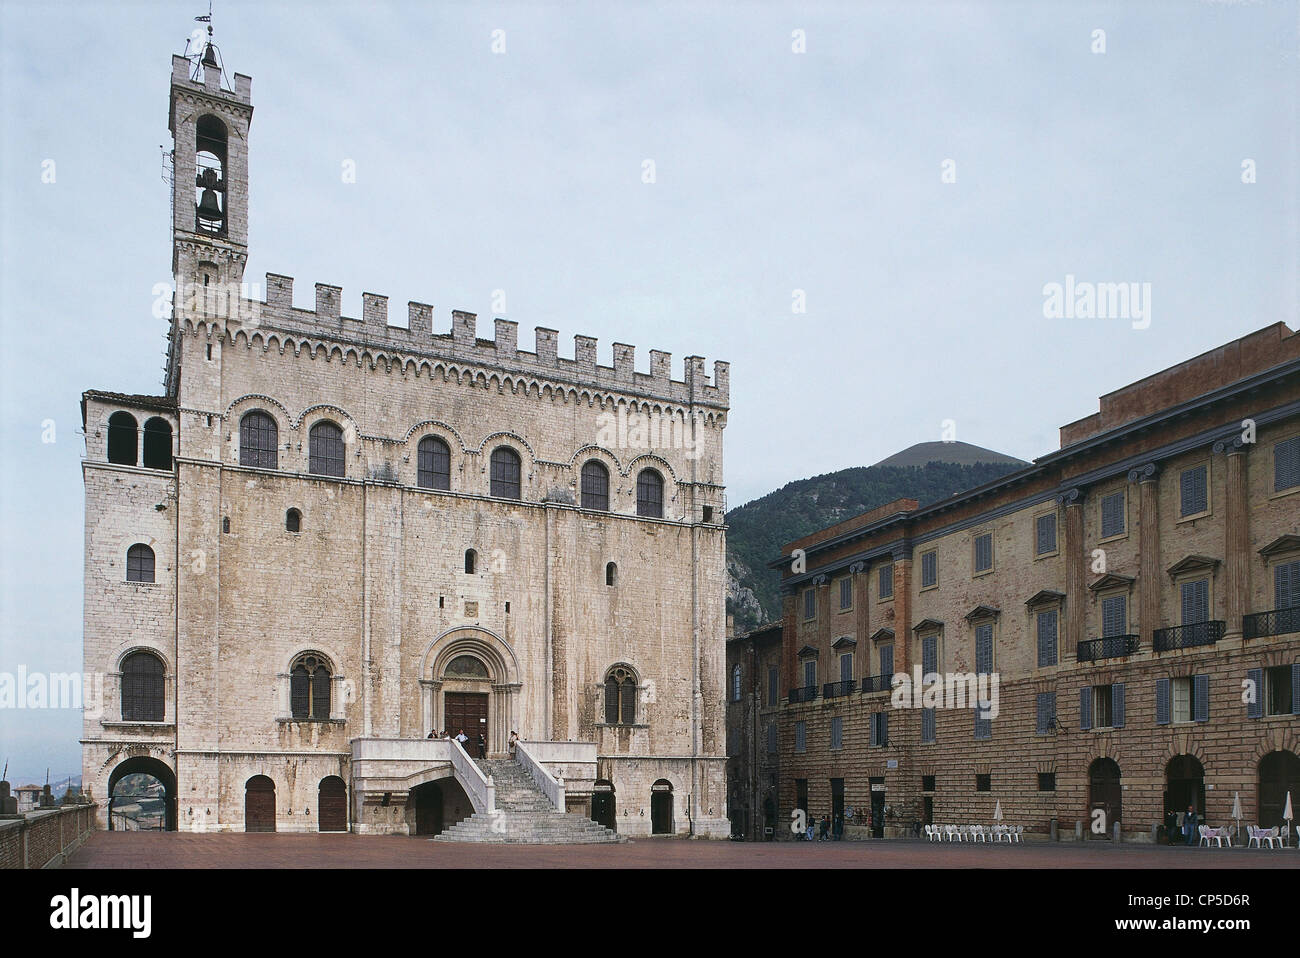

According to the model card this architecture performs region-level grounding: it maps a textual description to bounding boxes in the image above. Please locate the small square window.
[1038,772,1056,792]
[975,774,991,792]
[921,775,936,792]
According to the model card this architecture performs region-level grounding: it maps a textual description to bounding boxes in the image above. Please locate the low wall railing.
[515,741,565,812]
[449,738,495,815]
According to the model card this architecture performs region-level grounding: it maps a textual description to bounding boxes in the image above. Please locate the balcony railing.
[860,673,893,694]
[823,679,856,698]
[1077,634,1140,663]
[1153,620,1225,652]
[788,685,818,704]
[1243,606,1300,640]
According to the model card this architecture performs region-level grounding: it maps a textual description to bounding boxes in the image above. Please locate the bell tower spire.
[168,14,253,301]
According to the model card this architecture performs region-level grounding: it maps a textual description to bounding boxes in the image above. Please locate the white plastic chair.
[1198,824,1212,847]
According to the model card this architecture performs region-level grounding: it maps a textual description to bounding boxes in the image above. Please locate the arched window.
[290,653,331,720]
[581,460,610,511]
[309,421,346,477]
[285,508,301,533]
[194,114,227,234]
[107,412,138,465]
[126,544,155,583]
[465,549,478,574]
[417,436,451,490]
[604,666,638,725]
[142,418,172,470]
[732,664,742,702]
[636,468,664,518]
[490,446,522,499]
[606,562,617,587]
[239,411,278,469]
[445,655,490,680]
[121,651,164,721]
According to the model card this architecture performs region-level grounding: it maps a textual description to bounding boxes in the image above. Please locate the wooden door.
[245,776,276,832]
[444,693,489,753]
[1088,758,1122,838]
[592,787,616,831]
[651,789,673,834]
[318,776,347,832]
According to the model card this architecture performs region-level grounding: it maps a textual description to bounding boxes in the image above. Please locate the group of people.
[1164,804,1201,845]
[424,728,522,760]
[804,814,846,841]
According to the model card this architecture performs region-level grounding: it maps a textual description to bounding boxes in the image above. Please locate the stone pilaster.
[1217,441,1250,637]
[1060,488,1085,662]
[1129,464,1162,645]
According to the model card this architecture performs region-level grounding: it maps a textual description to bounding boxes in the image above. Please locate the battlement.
[170,53,252,105]
[248,272,730,407]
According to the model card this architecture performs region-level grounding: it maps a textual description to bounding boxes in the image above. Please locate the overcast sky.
[0,0,1295,780]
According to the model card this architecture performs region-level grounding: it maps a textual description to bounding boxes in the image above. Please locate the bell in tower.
[196,166,225,230]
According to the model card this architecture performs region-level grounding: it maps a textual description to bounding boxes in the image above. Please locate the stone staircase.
[433,758,624,844]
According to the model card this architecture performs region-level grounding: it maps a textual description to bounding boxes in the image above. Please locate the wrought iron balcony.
[860,673,894,694]
[1077,634,1140,662]
[788,685,818,704]
[823,679,856,698]
[1243,606,1300,640]
[1153,620,1225,652]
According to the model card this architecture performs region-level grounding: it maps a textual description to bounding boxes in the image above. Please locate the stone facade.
[81,45,730,838]
[770,324,1300,841]
[725,621,784,840]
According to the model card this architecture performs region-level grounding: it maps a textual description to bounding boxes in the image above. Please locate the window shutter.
[1293,663,1300,716]
[1101,492,1124,537]
[831,716,842,750]
[922,551,937,588]
[881,644,895,678]
[975,624,993,675]
[1180,466,1207,516]
[1246,668,1264,719]
[868,714,878,747]
[1036,692,1049,733]
[1036,514,1057,554]
[879,565,893,598]
[1102,595,1126,638]
[1277,561,1300,610]
[920,636,935,676]
[880,711,888,746]
[1156,677,1171,725]
[1079,686,1092,730]
[1037,610,1058,667]
[974,709,990,740]
[1181,579,1209,625]
[1275,436,1300,492]
[1193,673,1209,723]
[1112,683,1125,728]
[604,678,618,724]
[921,707,935,742]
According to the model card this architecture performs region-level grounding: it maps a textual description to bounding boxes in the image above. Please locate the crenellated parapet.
[239,272,729,409]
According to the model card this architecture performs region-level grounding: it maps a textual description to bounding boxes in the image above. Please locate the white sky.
[1,0,1295,777]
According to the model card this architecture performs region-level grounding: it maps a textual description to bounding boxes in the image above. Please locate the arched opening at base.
[318,776,347,832]
[1164,754,1205,840]
[1259,750,1300,838]
[651,780,674,835]
[1087,758,1121,840]
[245,775,276,832]
[591,780,616,831]
[107,757,177,832]
[407,777,474,837]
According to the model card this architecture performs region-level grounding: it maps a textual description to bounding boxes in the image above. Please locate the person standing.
[508,731,519,755]
[455,728,468,749]
[477,731,486,759]
[1183,804,1198,846]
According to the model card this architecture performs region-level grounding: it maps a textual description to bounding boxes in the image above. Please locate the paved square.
[66,833,1300,868]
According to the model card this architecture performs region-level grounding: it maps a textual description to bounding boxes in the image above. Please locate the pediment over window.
[869,628,895,644]
[1166,554,1221,577]
[964,604,1001,622]
[796,645,820,658]
[1025,589,1066,608]
[1258,534,1300,559]
[1087,572,1135,592]
[831,636,857,650]
[912,618,944,634]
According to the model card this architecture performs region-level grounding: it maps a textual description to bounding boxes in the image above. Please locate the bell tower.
[168,26,253,298]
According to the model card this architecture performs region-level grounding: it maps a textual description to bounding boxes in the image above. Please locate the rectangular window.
[766,722,777,753]
[1275,435,1300,492]
[1180,464,1208,517]
[1276,560,1300,610]
[973,533,993,574]
[879,564,894,599]
[921,550,938,588]
[974,623,993,675]
[920,635,937,676]
[839,653,853,684]
[869,712,889,747]
[1180,578,1209,625]
[794,721,806,752]
[1035,513,1057,556]
[1038,772,1056,792]
[974,707,992,740]
[830,716,843,750]
[803,588,816,620]
[767,667,779,707]
[1036,691,1056,734]
[803,659,817,690]
[1036,609,1058,667]
[1101,491,1126,538]
[1101,594,1127,637]
[975,774,991,792]
[921,706,936,743]
[879,643,895,679]
[1092,685,1114,729]
[922,775,936,792]
[1265,665,1295,716]
[839,577,852,610]
[1172,676,1193,723]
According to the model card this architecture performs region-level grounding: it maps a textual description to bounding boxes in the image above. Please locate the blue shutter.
[1246,668,1264,719]
[1080,686,1092,730]
[879,564,893,598]
[1036,514,1057,555]
[1292,663,1300,716]
[1037,610,1058,667]
[880,711,888,746]
[1193,673,1209,723]
[1102,595,1126,637]
[1101,492,1125,537]
[1277,561,1300,610]
[922,551,937,588]
[922,707,935,742]
[1036,692,1049,733]
[1181,579,1209,625]
[881,644,895,679]
[1112,683,1125,728]
[1156,677,1171,725]
[975,624,993,675]
[920,636,935,676]
[1180,466,1207,516]
[1275,436,1300,492]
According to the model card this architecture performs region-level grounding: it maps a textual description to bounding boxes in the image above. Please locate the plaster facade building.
[771,324,1300,841]
[81,39,730,838]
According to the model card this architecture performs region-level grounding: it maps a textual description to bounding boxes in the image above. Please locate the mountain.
[725,444,1029,633]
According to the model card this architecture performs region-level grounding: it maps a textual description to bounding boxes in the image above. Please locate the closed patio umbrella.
[994,799,1003,821]
[1231,791,1242,839]
[1284,792,1294,846]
